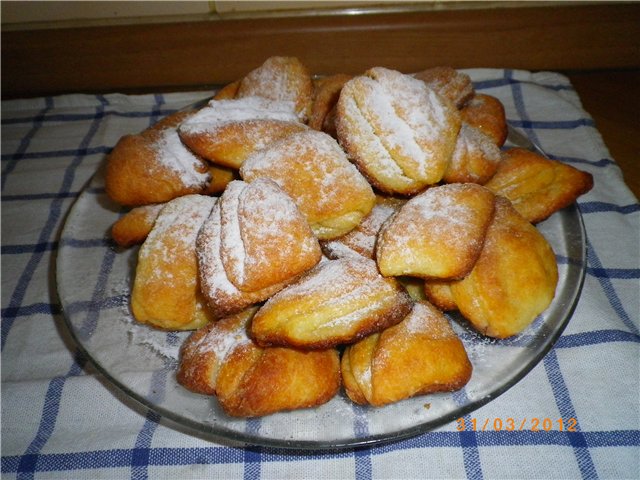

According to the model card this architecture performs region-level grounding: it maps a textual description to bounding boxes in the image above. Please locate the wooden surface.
[567,70,640,199]
[2,4,640,98]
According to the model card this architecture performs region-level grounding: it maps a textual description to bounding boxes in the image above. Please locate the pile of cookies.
[106,56,593,417]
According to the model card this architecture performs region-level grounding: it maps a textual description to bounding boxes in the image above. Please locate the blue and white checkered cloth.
[2,69,639,479]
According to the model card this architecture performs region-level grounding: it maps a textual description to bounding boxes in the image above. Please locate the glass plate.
[57,127,587,449]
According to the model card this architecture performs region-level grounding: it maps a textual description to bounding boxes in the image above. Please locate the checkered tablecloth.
[2,69,639,479]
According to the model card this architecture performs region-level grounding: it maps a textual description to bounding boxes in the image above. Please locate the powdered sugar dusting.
[179,97,300,135]
[273,257,385,303]
[151,128,209,188]
[340,93,407,180]
[449,123,502,181]
[190,317,251,361]
[219,181,248,285]
[197,201,244,297]
[323,201,399,259]
[137,195,216,285]
[358,75,428,176]
[241,130,371,212]
[403,302,454,338]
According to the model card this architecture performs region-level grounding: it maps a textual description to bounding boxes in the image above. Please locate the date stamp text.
[455,417,578,432]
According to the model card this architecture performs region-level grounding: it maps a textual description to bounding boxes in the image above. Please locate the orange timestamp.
[455,417,578,432]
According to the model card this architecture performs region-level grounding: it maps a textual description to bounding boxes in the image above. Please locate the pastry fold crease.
[250,257,413,350]
[342,301,472,406]
[177,308,341,417]
[197,178,322,318]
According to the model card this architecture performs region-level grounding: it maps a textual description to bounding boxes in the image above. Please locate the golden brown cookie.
[250,256,413,350]
[423,280,457,312]
[130,194,217,330]
[213,80,241,100]
[178,96,307,169]
[240,129,376,239]
[321,195,405,260]
[341,301,472,406]
[460,93,508,147]
[105,112,210,207]
[236,56,314,122]
[414,66,475,109]
[177,307,341,417]
[484,148,594,223]
[449,196,559,338]
[335,67,461,195]
[196,179,322,318]
[111,203,164,247]
[204,163,238,195]
[443,122,503,184]
[309,73,353,137]
[376,183,496,280]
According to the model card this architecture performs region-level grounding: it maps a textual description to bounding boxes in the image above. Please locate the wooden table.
[568,70,640,199]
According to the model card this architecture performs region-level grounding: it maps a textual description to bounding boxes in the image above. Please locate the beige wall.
[1,1,561,30]
[1,1,418,28]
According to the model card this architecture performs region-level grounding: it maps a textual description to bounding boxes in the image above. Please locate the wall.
[1,0,569,30]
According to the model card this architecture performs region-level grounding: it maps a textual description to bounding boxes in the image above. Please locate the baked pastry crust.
[443,122,503,184]
[178,96,307,169]
[460,93,508,147]
[309,73,353,137]
[413,66,475,109]
[342,301,472,406]
[250,256,413,350]
[196,178,322,317]
[376,183,495,280]
[321,195,405,260]
[335,67,461,195]
[423,280,457,312]
[240,129,376,239]
[203,163,238,195]
[213,80,241,100]
[177,307,341,417]
[111,203,164,247]
[131,194,217,330]
[105,111,210,206]
[484,148,594,223]
[236,56,314,122]
[449,196,559,338]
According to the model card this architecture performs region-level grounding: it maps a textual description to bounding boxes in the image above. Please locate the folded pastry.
[376,183,495,280]
[250,256,413,349]
[342,301,472,407]
[111,203,164,247]
[178,96,307,169]
[204,163,238,195]
[460,93,508,147]
[196,178,322,317]
[449,196,558,338]
[308,73,353,137]
[105,111,210,206]
[131,194,217,330]
[240,129,376,239]
[321,196,405,260]
[235,56,314,122]
[413,66,475,109]
[177,308,341,417]
[336,67,462,195]
[442,122,503,184]
[213,80,241,100]
[484,148,594,223]
[423,280,457,312]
